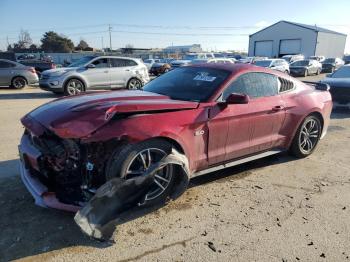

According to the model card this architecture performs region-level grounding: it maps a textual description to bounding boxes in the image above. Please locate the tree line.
[7,30,92,53]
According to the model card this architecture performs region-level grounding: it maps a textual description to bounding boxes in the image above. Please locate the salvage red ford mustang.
[19,64,332,212]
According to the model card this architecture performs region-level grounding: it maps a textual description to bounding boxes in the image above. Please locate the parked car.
[39,56,150,95]
[149,61,171,76]
[254,59,290,74]
[190,58,235,65]
[183,53,215,60]
[320,64,350,107]
[343,55,350,65]
[0,59,38,88]
[143,59,161,71]
[238,57,267,64]
[289,59,322,76]
[17,54,36,61]
[282,54,304,64]
[321,58,344,73]
[19,63,332,211]
[170,59,192,68]
[19,60,56,78]
[309,56,325,62]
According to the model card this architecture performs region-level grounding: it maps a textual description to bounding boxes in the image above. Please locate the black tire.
[11,76,27,89]
[64,78,85,96]
[105,139,175,206]
[127,78,143,90]
[289,115,322,158]
[284,70,289,75]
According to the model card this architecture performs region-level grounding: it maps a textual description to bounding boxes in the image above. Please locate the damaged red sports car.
[19,64,332,212]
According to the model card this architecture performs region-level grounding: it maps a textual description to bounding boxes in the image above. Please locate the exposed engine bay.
[25,128,121,206]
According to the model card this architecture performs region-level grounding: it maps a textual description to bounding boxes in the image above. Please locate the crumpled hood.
[22,90,199,138]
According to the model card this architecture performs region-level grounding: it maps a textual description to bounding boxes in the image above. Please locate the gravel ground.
[1,74,350,262]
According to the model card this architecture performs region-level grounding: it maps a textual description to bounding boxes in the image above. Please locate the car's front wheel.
[11,76,27,89]
[106,139,175,206]
[64,79,85,96]
[290,115,322,158]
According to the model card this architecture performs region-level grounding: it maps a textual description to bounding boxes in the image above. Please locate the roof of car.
[188,63,274,75]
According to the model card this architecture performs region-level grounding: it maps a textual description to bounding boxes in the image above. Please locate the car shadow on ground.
[0,91,60,100]
[0,153,298,261]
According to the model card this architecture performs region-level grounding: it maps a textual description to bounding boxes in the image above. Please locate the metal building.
[248,21,347,58]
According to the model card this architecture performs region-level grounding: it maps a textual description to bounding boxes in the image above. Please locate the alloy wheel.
[299,118,320,154]
[12,77,26,89]
[124,148,172,202]
[66,79,84,95]
[128,79,142,89]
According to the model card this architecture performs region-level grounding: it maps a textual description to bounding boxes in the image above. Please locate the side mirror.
[226,93,250,104]
[86,64,96,69]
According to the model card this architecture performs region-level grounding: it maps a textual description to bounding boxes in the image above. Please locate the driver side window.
[222,72,278,100]
[92,58,109,68]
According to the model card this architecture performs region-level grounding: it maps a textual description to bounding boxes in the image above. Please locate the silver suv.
[39,56,150,95]
[254,59,290,74]
[0,59,38,89]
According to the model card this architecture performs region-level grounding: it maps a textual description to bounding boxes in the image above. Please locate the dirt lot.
[1,74,350,262]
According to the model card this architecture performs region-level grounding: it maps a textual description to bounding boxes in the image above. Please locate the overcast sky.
[0,0,349,53]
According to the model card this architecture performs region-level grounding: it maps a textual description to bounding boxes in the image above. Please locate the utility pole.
[101,36,104,52]
[108,24,112,52]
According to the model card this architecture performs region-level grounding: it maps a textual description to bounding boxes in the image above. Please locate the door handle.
[272,105,284,112]
[125,69,130,71]
[104,70,109,73]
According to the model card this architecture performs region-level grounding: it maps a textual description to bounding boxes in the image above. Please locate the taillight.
[27,67,36,74]
[51,63,56,69]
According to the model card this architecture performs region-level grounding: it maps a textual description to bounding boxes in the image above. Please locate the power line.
[111,30,248,36]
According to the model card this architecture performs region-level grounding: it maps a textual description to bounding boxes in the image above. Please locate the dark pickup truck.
[19,60,56,77]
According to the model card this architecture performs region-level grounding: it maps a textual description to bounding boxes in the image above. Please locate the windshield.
[282,57,291,62]
[143,67,230,102]
[324,58,335,63]
[68,56,96,67]
[330,66,350,78]
[255,60,272,67]
[291,60,309,66]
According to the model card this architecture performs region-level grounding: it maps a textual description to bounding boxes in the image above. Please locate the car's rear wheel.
[106,139,175,206]
[64,79,84,96]
[127,78,142,90]
[11,76,27,89]
[290,115,322,158]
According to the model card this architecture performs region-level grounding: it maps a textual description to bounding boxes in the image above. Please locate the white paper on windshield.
[193,72,216,82]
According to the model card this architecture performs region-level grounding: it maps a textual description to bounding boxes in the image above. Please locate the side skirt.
[192,149,284,178]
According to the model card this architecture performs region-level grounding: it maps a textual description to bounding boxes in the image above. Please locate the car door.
[0,61,16,85]
[221,72,286,161]
[82,58,111,89]
[207,100,252,165]
[109,58,138,88]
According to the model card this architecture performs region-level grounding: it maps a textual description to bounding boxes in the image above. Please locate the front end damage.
[19,126,124,211]
[19,91,196,215]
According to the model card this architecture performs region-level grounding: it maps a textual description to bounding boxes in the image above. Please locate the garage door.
[279,39,301,55]
[254,41,273,57]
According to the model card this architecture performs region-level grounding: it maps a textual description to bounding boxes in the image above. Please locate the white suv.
[39,56,150,95]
